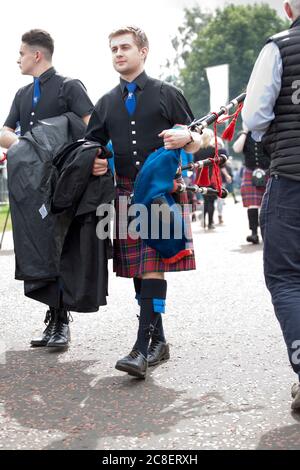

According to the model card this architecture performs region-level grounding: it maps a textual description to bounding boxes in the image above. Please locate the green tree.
[163,3,288,119]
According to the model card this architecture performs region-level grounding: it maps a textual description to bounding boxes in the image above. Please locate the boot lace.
[129,349,140,359]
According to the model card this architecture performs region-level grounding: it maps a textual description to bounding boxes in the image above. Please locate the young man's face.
[110,33,147,76]
[17,43,38,76]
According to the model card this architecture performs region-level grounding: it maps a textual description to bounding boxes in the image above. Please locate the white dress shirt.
[242,41,283,142]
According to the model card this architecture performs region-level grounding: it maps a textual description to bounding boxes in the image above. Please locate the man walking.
[87,26,201,378]
[243,0,300,410]
[0,29,105,349]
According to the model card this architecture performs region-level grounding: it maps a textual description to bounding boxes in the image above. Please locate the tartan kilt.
[113,175,196,278]
[241,167,267,208]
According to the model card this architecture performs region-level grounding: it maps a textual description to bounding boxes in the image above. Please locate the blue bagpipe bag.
[133,147,193,263]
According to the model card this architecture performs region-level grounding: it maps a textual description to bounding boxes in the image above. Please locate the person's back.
[242,0,300,410]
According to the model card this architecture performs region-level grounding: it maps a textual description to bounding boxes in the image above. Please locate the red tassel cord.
[221,103,243,142]
[0,153,7,164]
[195,165,211,186]
[196,104,243,197]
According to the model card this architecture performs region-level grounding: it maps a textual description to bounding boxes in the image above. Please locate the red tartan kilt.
[113,176,196,278]
[241,167,267,208]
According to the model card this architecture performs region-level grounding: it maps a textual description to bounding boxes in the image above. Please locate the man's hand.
[92,149,108,176]
[0,127,19,149]
[159,127,191,150]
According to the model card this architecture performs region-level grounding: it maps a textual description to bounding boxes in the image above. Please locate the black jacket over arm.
[7,114,115,312]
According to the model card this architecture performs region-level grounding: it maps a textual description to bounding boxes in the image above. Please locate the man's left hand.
[159,127,191,150]
[92,149,108,176]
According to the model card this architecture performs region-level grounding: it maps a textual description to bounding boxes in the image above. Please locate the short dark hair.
[109,26,149,50]
[21,29,54,59]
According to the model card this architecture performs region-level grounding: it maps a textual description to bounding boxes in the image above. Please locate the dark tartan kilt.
[113,175,196,278]
[241,167,267,208]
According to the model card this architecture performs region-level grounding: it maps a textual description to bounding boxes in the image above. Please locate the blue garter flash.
[153,298,166,314]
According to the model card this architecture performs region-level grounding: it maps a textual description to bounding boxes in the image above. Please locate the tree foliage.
[162,3,288,119]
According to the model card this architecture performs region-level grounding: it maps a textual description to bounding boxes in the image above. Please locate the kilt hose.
[113,175,196,278]
[241,167,267,208]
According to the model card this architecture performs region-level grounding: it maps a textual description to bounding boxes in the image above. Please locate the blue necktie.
[32,77,41,108]
[125,82,137,115]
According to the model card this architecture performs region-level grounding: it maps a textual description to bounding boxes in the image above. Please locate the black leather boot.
[115,349,148,379]
[47,309,71,348]
[148,340,170,367]
[247,208,259,244]
[246,232,259,244]
[30,308,57,347]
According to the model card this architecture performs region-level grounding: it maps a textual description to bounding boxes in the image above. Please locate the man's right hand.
[92,149,108,176]
[0,127,18,149]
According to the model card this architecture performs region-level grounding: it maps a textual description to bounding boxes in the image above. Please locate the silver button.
[136,161,140,166]
[132,140,137,144]
[29,121,34,125]
[131,121,136,125]
[133,151,137,156]
[132,131,136,135]
[31,112,35,116]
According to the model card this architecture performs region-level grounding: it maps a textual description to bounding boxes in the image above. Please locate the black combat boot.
[47,308,71,348]
[30,308,57,347]
[246,208,259,244]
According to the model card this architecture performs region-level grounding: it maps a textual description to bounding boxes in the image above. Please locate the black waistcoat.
[105,77,173,178]
[262,17,300,180]
[244,133,270,170]
[18,70,72,135]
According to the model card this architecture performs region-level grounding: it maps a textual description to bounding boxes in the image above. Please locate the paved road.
[0,199,299,450]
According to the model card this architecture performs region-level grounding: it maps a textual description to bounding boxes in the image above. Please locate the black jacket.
[51,140,115,312]
[7,114,115,312]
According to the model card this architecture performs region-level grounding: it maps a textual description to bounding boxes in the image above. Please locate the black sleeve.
[3,90,22,129]
[62,79,94,118]
[160,82,194,127]
[219,147,229,157]
[85,96,110,146]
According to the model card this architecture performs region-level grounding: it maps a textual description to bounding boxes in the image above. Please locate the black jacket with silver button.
[244,133,270,170]
[86,72,194,179]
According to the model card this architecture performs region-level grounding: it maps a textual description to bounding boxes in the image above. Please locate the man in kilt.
[233,128,270,244]
[87,26,201,378]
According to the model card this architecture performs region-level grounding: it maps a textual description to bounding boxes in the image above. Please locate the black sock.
[135,279,167,357]
[151,314,166,343]
[57,308,68,324]
[133,277,142,305]
[247,208,259,235]
[208,199,215,225]
[133,278,166,345]
[132,278,142,350]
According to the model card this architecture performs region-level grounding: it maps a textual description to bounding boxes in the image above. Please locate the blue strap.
[153,298,166,314]
[125,82,137,115]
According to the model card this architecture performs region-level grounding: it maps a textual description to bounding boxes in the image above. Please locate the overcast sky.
[0,0,285,125]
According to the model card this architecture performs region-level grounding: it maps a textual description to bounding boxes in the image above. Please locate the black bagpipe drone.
[174,92,246,199]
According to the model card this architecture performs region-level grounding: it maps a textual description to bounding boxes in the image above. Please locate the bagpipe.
[133,92,246,263]
[174,92,246,198]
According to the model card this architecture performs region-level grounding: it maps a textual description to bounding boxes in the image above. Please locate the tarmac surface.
[0,199,300,450]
